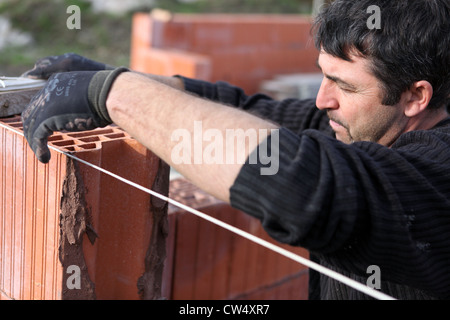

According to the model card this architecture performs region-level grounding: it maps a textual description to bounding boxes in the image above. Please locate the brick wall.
[163,179,309,300]
[130,12,314,299]
[130,12,319,94]
[0,116,169,300]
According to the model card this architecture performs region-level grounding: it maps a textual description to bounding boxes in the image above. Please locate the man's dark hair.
[312,0,450,110]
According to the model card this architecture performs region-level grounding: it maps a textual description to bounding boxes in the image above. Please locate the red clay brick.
[0,116,169,300]
[164,179,309,300]
[130,13,319,94]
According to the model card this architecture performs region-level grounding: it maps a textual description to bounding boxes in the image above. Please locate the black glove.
[22,67,129,163]
[21,53,115,80]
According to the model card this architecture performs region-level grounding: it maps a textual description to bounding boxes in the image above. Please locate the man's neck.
[406,107,450,132]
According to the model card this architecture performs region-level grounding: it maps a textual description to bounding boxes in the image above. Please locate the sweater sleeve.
[229,124,450,298]
[180,76,333,135]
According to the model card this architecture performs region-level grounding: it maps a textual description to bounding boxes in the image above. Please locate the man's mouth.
[327,114,347,131]
[327,114,353,143]
[329,119,344,130]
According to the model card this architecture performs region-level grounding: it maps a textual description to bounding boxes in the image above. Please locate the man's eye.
[340,87,355,93]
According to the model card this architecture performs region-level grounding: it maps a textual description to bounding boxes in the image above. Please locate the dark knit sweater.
[181,77,450,300]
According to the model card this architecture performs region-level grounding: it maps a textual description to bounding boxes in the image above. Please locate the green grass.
[0,0,132,75]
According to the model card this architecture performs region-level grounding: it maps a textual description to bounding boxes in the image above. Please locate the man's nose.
[316,79,339,110]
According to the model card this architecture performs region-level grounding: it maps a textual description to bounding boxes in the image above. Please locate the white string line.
[0,122,396,300]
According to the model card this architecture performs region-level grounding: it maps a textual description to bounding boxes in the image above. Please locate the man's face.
[316,51,409,146]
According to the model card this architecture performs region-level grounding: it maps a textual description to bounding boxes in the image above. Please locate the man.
[21,0,449,299]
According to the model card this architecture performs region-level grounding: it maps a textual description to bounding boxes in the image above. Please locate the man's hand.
[21,53,114,80]
[22,67,128,163]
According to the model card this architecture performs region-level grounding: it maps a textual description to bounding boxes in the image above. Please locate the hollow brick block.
[130,12,319,94]
[163,178,309,300]
[0,116,169,300]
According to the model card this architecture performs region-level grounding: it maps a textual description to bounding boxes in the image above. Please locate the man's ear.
[404,80,433,117]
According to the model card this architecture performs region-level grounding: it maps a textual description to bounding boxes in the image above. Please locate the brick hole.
[0,119,23,129]
[68,129,114,138]
[51,140,76,147]
[48,135,65,142]
[8,122,23,128]
[104,133,126,139]
[74,143,98,151]
[79,136,100,143]
[0,116,21,123]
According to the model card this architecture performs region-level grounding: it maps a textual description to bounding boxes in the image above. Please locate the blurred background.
[0,0,325,76]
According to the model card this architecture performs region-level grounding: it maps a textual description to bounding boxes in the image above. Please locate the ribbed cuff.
[103,63,116,71]
[88,67,129,125]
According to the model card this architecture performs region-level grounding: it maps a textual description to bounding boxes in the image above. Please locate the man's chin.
[334,131,353,144]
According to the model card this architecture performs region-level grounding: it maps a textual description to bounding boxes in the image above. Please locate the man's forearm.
[106,71,278,202]
[137,72,185,91]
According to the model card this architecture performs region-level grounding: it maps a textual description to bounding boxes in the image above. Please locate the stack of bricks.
[130,12,320,94]
[1,116,310,301]
[2,11,316,300]
[0,115,169,300]
[131,11,313,300]
[163,178,309,300]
